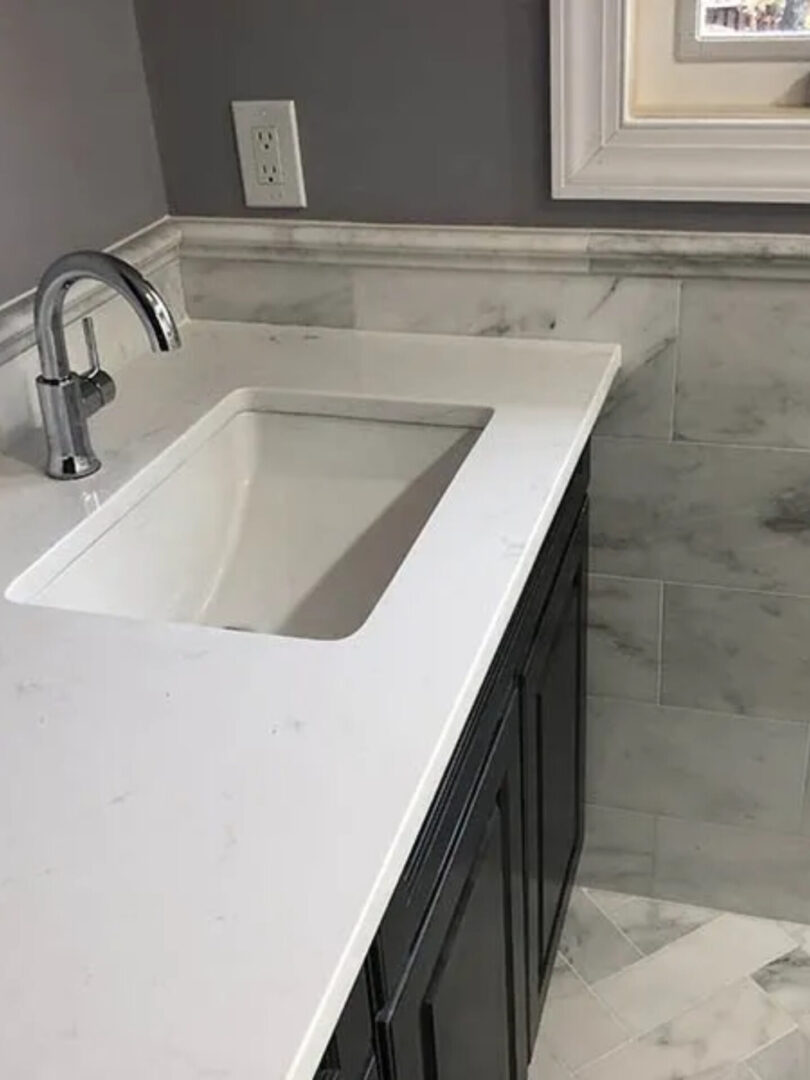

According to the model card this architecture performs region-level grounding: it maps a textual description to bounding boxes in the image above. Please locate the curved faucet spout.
[33,250,182,480]
[35,250,181,383]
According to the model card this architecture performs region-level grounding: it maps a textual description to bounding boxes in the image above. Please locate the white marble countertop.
[0,321,619,1080]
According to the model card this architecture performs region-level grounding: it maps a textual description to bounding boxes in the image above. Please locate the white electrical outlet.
[232,101,307,208]
[253,126,283,186]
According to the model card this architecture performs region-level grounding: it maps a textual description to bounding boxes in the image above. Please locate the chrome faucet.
[34,250,181,480]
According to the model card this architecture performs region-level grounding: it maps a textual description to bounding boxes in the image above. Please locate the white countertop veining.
[0,321,619,1080]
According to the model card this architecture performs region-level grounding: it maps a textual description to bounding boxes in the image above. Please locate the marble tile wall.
[185,258,810,921]
[585,277,810,921]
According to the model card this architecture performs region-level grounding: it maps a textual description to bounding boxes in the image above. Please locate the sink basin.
[7,390,488,639]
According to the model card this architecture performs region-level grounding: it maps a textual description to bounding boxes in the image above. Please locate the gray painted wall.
[0,0,166,305]
[135,0,810,232]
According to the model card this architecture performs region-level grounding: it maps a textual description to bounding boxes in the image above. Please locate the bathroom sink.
[7,390,486,639]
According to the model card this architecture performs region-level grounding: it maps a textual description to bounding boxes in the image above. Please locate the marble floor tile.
[586,698,808,831]
[535,959,629,1071]
[558,888,642,983]
[579,979,795,1080]
[609,896,718,956]
[587,575,661,702]
[585,887,635,918]
[593,913,795,1035]
[546,954,582,1001]
[753,948,810,1022]
[527,1040,574,1080]
[746,1028,810,1080]
[530,888,810,1077]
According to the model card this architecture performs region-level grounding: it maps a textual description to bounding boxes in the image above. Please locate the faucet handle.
[78,316,116,416]
[81,316,101,378]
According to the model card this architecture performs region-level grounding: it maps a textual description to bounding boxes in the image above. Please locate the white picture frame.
[550,0,810,202]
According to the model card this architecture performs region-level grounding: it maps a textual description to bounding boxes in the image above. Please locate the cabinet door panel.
[316,966,375,1080]
[379,693,526,1080]
[522,506,587,1045]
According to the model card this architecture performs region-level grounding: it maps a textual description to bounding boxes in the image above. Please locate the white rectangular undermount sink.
[7,390,490,640]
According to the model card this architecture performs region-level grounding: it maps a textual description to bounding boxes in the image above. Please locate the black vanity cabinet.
[316,449,589,1080]
[521,505,587,1046]
[376,688,527,1080]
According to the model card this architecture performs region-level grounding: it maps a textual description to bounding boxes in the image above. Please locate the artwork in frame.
[699,0,810,35]
[677,0,810,58]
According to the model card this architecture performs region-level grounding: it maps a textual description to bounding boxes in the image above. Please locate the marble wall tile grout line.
[667,280,683,444]
[587,693,810,730]
[635,807,810,844]
[654,581,665,707]
[664,579,810,604]
[648,808,810,841]
[594,432,810,456]
[661,579,810,602]
[798,726,810,831]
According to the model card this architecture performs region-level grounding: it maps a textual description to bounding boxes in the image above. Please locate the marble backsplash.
[180,231,810,923]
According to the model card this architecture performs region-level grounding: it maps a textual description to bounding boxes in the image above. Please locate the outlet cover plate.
[232,100,307,208]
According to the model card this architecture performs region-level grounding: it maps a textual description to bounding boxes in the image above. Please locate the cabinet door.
[316,965,375,1080]
[522,506,588,1045]
[378,691,527,1080]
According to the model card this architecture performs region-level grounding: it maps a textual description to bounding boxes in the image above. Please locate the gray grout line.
[588,570,661,585]
[587,800,810,848]
[667,279,681,444]
[587,566,810,605]
[796,725,810,834]
[586,562,810,606]
[591,432,810,456]
[652,812,660,894]
[655,579,665,706]
[744,977,802,1058]
[586,691,809,729]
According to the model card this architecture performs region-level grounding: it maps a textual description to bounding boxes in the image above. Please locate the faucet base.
[37,375,101,481]
[45,454,102,481]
